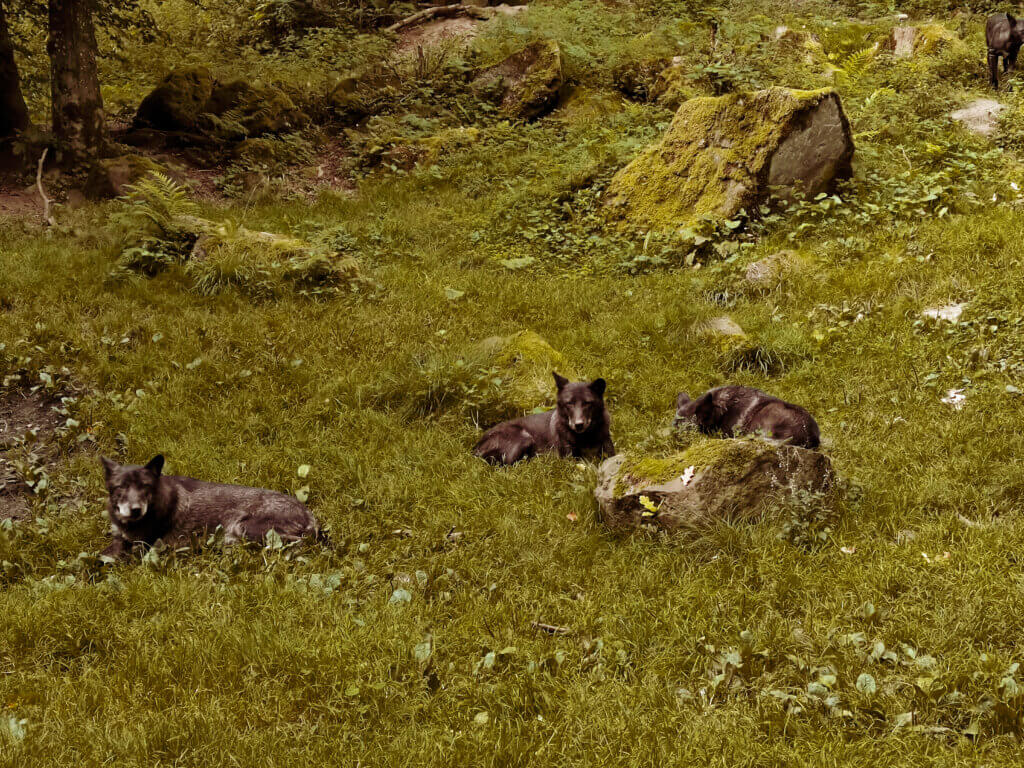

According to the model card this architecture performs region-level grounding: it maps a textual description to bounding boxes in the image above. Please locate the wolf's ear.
[553,372,569,391]
[676,392,691,409]
[589,378,607,397]
[145,455,165,476]
[100,456,117,483]
[693,392,716,423]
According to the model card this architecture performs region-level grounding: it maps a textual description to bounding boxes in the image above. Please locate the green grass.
[5,0,1024,764]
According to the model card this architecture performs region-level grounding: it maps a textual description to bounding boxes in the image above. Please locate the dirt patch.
[0,184,45,221]
[397,16,483,54]
[395,4,528,54]
[0,387,64,521]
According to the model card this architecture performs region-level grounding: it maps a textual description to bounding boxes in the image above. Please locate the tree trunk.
[0,0,30,137]
[47,0,105,160]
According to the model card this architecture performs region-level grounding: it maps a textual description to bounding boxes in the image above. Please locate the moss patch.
[616,437,775,495]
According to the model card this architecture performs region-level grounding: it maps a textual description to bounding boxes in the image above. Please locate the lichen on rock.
[606,87,854,231]
[595,436,834,535]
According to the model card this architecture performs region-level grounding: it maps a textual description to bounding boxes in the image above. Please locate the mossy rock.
[612,58,670,101]
[207,81,308,136]
[472,40,564,121]
[606,87,854,230]
[84,155,171,200]
[473,330,571,413]
[594,437,833,534]
[134,67,215,131]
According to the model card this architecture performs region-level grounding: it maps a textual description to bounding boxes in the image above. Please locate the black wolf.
[987,13,1024,89]
[99,455,320,558]
[674,386,820,449]
[473,373,615,466]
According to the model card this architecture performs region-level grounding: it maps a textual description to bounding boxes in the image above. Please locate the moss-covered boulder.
[473,330,570,414]
[220,82,308,136]
[134,67,215,131]
[134,70,307,139]
[606,87,854,230]
[472,40,564,121]
[594,437,833,534]
[84,155,171,200]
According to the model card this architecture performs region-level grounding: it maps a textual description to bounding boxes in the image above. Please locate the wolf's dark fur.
[987,13,1024,89]
[99,455,320,558]
[674,385,820,449]
[473,373,615,466]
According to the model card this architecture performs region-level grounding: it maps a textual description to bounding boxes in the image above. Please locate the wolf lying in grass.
[674,386,820,449]
[473,373,615,465]
[99,455,320,558]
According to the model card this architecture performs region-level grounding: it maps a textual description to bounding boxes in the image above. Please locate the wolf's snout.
[129,507,143,519]
[570,418,590,433]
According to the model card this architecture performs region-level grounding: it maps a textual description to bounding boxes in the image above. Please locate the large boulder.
[594,437,833,534]
[134,69,307,139]
[133,66,215,132]
[606,88,854,230]
[472,40,564,121]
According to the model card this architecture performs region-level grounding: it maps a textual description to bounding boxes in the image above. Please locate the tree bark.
[47,0,105,160]
[0,0,30,137]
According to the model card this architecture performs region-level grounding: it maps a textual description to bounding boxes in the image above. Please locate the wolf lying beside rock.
[674,385,820,449]
[100,455,321,558]
[473,373,615,466]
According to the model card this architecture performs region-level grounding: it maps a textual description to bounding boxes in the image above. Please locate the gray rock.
[745,250,796,288]
[951,99,1005,137]
[472,40,563,121]
[594,438,834,535]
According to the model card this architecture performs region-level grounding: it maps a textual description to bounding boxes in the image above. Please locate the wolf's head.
[553,373,607,434]
[674,391,716,430]
[100,455,165,526]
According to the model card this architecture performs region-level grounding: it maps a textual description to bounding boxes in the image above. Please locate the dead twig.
[36,148,55,227]
[386,3,490,34]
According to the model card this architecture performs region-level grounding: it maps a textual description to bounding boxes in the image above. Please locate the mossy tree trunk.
[0,0,30,138]
[47,0,105,160]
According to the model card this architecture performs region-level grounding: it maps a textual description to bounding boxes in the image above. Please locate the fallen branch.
[386,3,491,33]
[36,148,55,227]
[532,622,572,636]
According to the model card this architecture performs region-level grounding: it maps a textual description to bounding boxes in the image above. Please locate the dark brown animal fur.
[99,455,320,558]
[987,13,1024,89]
[674,385,820,449]
[473,373,615,466]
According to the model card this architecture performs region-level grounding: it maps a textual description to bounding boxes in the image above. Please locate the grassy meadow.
[4,0,1024,764]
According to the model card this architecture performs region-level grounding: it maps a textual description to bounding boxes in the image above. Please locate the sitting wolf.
[473,373,615,466]
[99,455,321,558]
[674,386,820,449]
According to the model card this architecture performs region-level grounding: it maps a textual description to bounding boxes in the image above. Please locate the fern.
[834,45,877,88]
[120,172,199,237]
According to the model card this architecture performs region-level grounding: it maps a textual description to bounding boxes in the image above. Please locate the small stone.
[951,99,1006,138]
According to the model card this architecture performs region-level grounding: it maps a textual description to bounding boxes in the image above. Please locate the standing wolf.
[987,13,1024,89]
[99,455,320,558]
[674,386,820,449]
[473,373,615,466]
